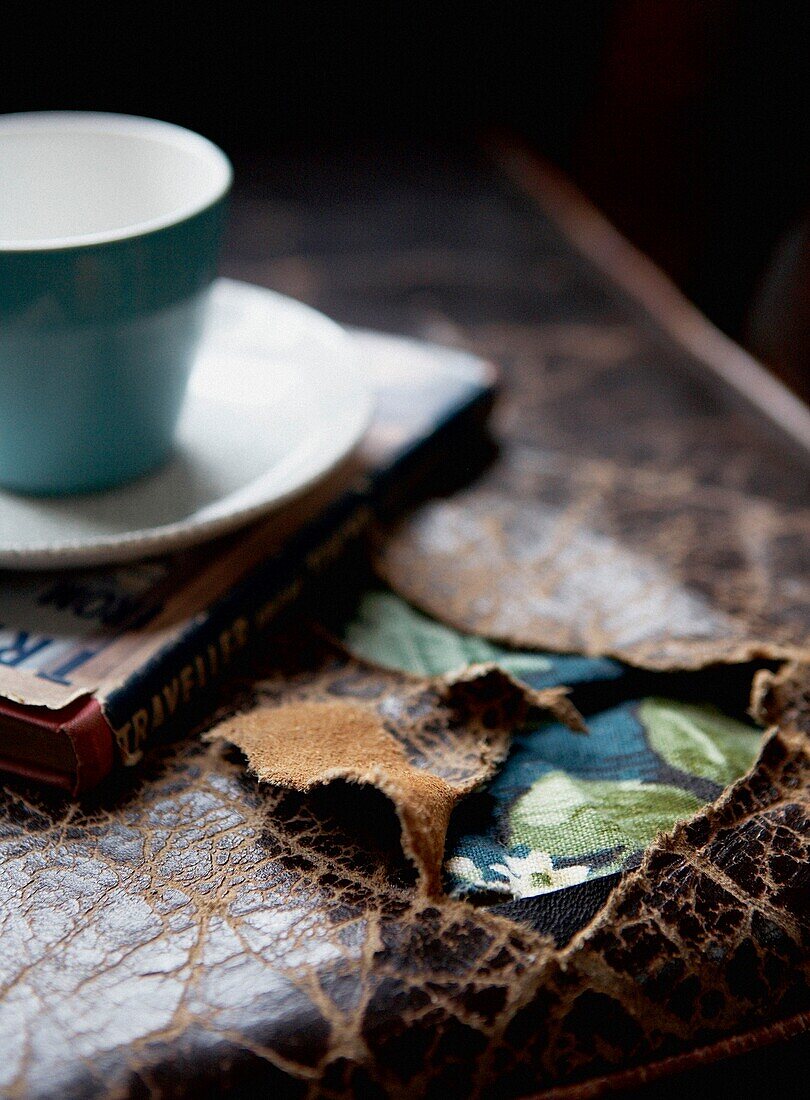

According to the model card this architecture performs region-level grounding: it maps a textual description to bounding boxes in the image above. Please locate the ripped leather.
[0,662,806,1097]
[205,628,580,895]
[376,449,810,671]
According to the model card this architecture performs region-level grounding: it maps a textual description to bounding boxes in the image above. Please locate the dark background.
[7,1,809,395]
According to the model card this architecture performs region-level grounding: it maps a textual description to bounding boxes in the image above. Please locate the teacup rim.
[0,111,232,253]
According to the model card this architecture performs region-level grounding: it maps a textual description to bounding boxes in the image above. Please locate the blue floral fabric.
[342,590,762,901]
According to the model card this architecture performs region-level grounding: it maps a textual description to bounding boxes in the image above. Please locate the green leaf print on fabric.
[509,771,702,872]
[343,589,555,678]
[641,698,760,787]
[342,590,623,687]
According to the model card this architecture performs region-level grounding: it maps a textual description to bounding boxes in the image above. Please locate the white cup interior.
[0,113,232,250]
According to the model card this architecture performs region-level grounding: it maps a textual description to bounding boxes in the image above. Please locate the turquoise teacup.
[0,112,231,495]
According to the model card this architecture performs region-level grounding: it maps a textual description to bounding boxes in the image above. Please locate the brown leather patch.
[377,448,810,670]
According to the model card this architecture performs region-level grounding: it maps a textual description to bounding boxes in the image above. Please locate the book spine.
[101,489,371,767]
[99,381,496,776]
[0,693,115,794]
[63,697,118,793]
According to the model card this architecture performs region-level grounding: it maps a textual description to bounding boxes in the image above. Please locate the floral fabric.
[342,591,761,901]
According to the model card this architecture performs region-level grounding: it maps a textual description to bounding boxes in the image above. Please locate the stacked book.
[0,282,496,791]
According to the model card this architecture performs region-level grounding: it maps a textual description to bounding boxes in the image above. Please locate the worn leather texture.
[0,145,807,1096]
[377,448,810,669]
[0,658,806,1097]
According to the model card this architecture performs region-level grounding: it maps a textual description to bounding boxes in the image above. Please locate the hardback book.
[0,326,496,793]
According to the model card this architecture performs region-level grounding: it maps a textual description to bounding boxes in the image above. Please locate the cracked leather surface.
[0,145,808,1095]
[0,661,807,1097]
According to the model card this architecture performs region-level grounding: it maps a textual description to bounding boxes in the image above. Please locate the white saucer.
[0,279,373,570]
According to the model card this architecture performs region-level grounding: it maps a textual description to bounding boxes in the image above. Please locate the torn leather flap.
[205,630,581,895]
[376,447,810,671]
[750,661,810,729]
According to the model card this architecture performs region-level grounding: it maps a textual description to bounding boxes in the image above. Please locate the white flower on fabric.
[444,855,513,897]
[490,851,589,899]
[445,850,590,900]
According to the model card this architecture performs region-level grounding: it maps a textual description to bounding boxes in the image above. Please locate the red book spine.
[0,695,115,794]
